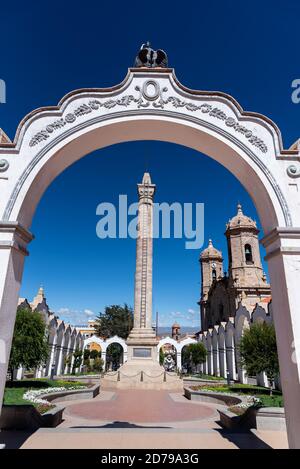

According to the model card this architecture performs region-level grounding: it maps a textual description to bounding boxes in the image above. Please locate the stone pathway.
[0,389,289,449]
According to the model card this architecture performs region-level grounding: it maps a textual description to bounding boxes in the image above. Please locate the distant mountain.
[157,326,199,338]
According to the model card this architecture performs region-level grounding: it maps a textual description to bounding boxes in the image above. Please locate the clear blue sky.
[1,1,299,328]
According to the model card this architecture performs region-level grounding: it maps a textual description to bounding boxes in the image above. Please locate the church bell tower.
[225,204,266,287]
[199,239,224,330]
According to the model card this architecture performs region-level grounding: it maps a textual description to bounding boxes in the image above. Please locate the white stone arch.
[157,336,179,351]
[83,335,106,369]
[252,304,271,324]
[212,326,220,376]
[84,334,105,350]
[235,304,251,340]
[0,68,299,446]
[225,319,237,381]
[205,331,213,376]
[104,335,127,353]
[54,321,65,376]
[69,327,77,353]
[177,336,197,352]
[84,335,128,370]
[104,336,127,370]
[235,304,251,383]
[62,324,72,374]
[66,327,77,375]
[177,337,197,373]
[44,316,58,377]
[157,336,180,369]
[218,323,227,378]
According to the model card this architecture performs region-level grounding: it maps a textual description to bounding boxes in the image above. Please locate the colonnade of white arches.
[83,303,273,383]
[198,303,274,387]
[16,314,84,379]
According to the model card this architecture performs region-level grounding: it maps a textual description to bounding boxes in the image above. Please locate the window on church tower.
[212,269,217,281]
[245,244,253,264]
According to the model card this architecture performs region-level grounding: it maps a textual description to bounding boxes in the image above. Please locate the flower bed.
[4,379,87,414]
[23,386,84,413]
[190,383,283,411]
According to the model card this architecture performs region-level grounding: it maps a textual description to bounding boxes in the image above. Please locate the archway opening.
[105,343,124,371]
[159,343,177,371]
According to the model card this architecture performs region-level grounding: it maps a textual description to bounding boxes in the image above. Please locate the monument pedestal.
[101,329,182,390]
[126,328,158,362]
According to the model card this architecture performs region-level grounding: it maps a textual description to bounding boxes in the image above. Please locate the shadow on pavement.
[71,420,172,429]
[0,430,36,449]
[216,428,272,449]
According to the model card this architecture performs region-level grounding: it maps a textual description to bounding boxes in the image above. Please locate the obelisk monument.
[126,172,158,361]
[101,172,182,389]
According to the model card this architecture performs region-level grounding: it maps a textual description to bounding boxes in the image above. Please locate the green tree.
[9,308,49,381]
[72,348,83,374]
[93,357,104,372]
[83,349,90,360]
[95,304,133,339]
[90,349,99,359]
[187,343,207,372]
[159,347,165,366]
[239,322,279,395]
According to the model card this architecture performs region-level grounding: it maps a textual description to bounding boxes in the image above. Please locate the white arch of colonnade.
[84,335,198,372]
[0,66,300,447]
[83,335,128,370]
[198,303,277,387]
[156,336,197,371]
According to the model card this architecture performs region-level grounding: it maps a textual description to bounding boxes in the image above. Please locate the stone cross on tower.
[126,172,158,360]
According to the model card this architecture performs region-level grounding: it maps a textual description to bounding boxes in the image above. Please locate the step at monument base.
[101,361,183,391]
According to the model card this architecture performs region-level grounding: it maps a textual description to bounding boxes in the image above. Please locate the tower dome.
[200,239,223,260]
[226,204,258,232]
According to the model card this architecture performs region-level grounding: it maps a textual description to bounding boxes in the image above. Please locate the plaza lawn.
[190,383,284,408]
[3,379,87,413]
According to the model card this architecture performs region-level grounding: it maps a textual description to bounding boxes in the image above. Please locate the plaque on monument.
[133,347,152,358]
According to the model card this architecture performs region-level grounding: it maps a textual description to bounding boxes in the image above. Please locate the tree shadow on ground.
[0,430,36,449]
[215,428,272,449]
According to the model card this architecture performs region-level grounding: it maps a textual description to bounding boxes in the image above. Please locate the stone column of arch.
[45,317,58,377]
[212,327,220,377]
[234,305,251,384]
[206,332,213,375]
[67,329,77,375]
[54,324,65,376]
[218,324,227,378]
[176,351,182,371]
[62,327,71,375]
[0,224,33,403]
[45,343,57,377]
[201,334,208,374]
[14,366,24,380]
[225,320,237,381]
[74,334,83,373]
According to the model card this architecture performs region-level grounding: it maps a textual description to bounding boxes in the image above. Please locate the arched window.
[212,269,217,281]
[245,244,253,263]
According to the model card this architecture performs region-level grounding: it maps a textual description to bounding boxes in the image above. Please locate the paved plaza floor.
[0,389,289,449]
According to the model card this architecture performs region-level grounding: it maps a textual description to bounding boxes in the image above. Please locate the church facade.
[199,204,271,331]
